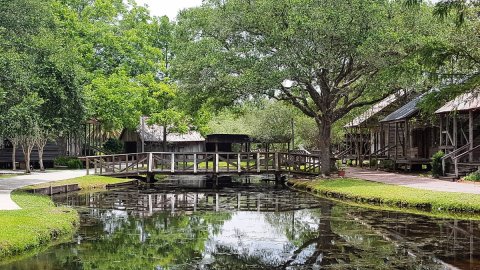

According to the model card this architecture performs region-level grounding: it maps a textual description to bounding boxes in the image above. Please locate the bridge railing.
[82,152,321,176]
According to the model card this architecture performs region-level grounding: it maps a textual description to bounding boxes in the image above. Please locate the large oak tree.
[173,0,437,174]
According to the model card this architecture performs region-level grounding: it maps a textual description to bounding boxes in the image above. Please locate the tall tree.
[174,0,437,174]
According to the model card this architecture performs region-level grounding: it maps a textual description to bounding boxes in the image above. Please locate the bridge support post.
[193,154,197,174]
[275,173,285,183]
[146,172,156,183]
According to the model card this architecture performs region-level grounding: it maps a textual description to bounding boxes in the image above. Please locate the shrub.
[66,158,83,169]
[54,156,75,167]
[103,138,124,154]
[431,151,445,178]
[464,171,480,182]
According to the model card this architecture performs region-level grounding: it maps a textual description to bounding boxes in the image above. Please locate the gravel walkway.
[346,167,480,194]
[0,170,88,210]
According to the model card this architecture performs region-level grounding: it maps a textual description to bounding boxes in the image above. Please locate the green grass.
[0,174,22,179]
[21,175,133,191]
[0,192,79,259]
[289,178,480,214]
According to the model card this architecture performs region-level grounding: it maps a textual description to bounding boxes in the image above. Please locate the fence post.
[193,154,198,173]
[215,153,219,173]
[171,153,175,173]
[256,153,261,173]
[86,157,90,175]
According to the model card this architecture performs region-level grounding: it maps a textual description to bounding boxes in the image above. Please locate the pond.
[1,176,480,270]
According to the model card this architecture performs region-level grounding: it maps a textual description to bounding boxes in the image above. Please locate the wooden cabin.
[341,90,409,165]
[435,90,480,177]
[379,94,440,171]
[119,118,205,153]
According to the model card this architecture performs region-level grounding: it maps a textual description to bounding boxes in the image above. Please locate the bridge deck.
[81,152,322,178]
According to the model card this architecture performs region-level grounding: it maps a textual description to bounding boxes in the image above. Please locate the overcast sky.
[135,0,203,20]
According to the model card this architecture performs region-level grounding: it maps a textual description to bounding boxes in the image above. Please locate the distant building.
[119,117,205,153]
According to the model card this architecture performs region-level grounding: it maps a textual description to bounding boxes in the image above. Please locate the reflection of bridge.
[60,189,324,215]
[82,152,321,181]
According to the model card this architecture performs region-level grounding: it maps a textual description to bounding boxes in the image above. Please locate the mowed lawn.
[0,175,131,259]
[289,178,480,213]
[0,192,78,258]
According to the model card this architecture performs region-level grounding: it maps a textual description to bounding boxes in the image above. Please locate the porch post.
[453,115,458,149]
[439,114,443,147]
[469,110,474,162]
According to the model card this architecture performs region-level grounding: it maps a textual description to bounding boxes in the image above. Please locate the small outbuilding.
[120,117,205,153]
[205,134,252,152]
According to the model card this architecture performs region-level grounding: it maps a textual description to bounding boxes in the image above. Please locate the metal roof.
[138,117,205,142]
[380,94,424,122]
[344,90,407,128]
[435,90,480,114]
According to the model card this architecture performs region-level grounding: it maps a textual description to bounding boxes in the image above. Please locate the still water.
[1,176,480,270]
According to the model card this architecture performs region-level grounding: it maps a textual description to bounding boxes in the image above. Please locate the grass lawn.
[289,178,480,214]
[21,175,133,191]
[0,192,79,259]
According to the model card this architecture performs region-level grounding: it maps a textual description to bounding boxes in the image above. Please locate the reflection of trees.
[264,204,446,269]
[58,211,231,270]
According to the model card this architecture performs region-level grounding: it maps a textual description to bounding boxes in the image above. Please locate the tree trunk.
[38,145,45,171]
[21,140,34,174]
[36,139,48,172]
[316,119,332,176]
[12,142,16,171]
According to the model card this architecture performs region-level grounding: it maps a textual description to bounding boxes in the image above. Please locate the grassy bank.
[289,178,480,214]
[21,175,133,191]
[0,192,79,259]
[1,175,131,260]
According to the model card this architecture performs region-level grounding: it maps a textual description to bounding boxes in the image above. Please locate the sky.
[135,0,203,20]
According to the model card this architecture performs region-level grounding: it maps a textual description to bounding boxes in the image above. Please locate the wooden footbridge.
[81,152,321,181]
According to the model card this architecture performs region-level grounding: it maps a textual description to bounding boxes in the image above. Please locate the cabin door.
[415,128,431,159]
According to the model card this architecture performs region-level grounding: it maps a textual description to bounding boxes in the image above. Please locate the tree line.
[0,0,478,174]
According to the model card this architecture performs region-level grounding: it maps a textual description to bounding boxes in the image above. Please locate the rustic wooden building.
[379,94,440,171]
[119,118,205,153]
[341,90,409,165]
[435,90,480,177]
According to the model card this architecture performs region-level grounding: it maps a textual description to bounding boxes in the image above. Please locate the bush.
[67,159,83,169]
[54,156,83,169]
[431,151,445,178]
[464,171,480,182]
[103,138,124,154]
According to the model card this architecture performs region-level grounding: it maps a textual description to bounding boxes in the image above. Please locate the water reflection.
[1,177,480,270]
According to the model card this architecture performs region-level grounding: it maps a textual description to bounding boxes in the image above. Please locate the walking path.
[347,167,480,194]
[0,170,88,210]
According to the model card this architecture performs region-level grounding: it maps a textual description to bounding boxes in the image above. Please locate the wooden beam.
[469,110,474,162]
[453,114,458,148]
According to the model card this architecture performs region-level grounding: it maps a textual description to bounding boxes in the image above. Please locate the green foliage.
[66,159,83,169]
[103,138,124,154]
[431,151,445,177]
[464,171,480,182]
[290,178,480,213]
[0,192,78,259]
[54,156,83,169]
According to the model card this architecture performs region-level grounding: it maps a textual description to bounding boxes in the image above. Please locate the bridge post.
[148,153,153,173]
[275,152,279,172]
[215,153,219,173]
[193,154,197,174]
[171,153,175,173]
[86,157,90,175]
[256,153,260,173]
[237,154,241,173]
